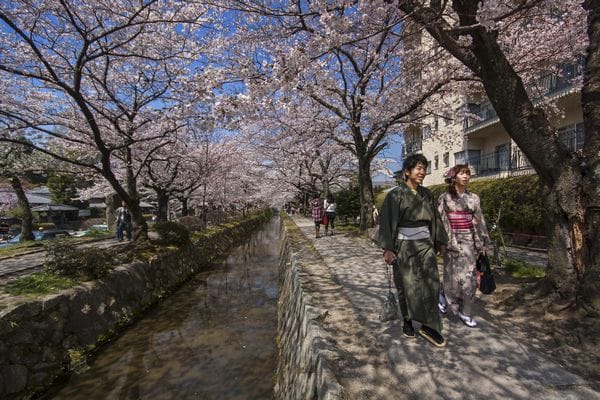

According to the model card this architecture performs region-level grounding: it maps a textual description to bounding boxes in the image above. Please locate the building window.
[443,152,449,168]
[454,151,466,165]
[434,155,439,170]
[422,124,432,140]
[495,143,511,171]
[455,150,481,175]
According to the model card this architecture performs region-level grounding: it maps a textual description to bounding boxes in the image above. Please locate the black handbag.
[476,254,496,295]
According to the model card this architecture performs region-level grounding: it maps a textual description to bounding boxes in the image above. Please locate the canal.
[48,217,280,399]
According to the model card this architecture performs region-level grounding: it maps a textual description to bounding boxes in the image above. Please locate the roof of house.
[0,189,52,205]
[30,204,79,212]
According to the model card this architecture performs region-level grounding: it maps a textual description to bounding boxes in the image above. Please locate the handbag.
[476,253,496,295]
[321,212,328,226]
[379,262,399,321]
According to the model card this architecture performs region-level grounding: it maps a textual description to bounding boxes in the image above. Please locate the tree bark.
[180,197,189,217]
[124,149,148,241]
[155,190,169,222]
[106,193,120,232]
[357,157,375,231]
[580,0,600,315]
[10,176,34,241]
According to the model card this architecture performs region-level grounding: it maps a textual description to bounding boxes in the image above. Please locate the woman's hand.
[383,250,397,265]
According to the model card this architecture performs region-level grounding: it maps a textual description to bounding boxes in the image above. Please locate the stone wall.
[274,220,345,400]
[0,211,272,399]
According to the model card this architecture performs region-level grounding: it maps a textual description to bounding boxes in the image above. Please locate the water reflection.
[49,217,280,400]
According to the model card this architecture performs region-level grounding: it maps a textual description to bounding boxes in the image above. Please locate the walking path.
[292,216,598,400]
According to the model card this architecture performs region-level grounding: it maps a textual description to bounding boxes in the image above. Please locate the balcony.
[463,103,498,133]
[403,140,422,156]
[463,61,583,134]
[469,147,533,177]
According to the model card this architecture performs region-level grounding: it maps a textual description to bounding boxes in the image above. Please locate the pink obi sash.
[447,211,473,230]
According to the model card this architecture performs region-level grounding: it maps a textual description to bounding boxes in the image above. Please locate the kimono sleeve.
[377,188,401,252]
[438,192,457,251]
[426,189,448,248]
[472,194,490,249]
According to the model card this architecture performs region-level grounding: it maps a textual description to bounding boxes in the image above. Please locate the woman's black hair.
[326,193,334,203]
[402,154,428,181]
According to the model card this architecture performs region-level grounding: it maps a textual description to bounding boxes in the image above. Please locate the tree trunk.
[10,176,34,241]
[129,201,148,242]
[580,0,600,316]
[156,190,169,222]
[541,175,584,301]
[106,193,120,232]
[202,185,208,229]
[180,197,189,217]
[124,148,148,241]
[357,158,374,231]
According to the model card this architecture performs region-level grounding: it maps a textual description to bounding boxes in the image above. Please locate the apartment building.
[403,58,585,186]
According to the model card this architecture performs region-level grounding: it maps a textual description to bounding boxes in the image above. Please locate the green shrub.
[44,240,114,280]
[429,174,544,236]
[504,258,546,278]
[153,221,191,247]
[336,183,361,222]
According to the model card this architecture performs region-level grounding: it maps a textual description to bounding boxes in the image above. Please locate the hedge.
[428,174,544,236]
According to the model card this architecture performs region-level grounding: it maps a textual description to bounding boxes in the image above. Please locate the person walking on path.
[115,201,132,241]
[378,154,449,347]
[311,195,324,238]
[438,164,490,328]
[323,193,336,236]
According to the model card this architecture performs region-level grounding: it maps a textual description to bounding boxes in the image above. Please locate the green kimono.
[378,183,448,333]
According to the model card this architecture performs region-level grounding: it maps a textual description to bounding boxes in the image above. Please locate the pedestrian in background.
[311,195,324,238]
[115,201,132,241]
[323,193,336,236]
[438,164,490,327]
[378,154,449,347]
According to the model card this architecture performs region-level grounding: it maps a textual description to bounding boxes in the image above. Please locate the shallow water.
[49,217,280,400]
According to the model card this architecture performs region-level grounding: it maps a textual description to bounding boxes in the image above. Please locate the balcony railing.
[462,103,498,132]
[403,140,422,155]
[463,61,583,133]
[469,147,532,177]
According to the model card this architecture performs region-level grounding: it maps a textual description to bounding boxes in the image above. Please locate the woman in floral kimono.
[378,154,448,348]
[438,164,490,328]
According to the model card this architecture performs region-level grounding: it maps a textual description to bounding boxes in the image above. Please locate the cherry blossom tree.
[212,1,460,230]
[393,0,597,312]
[0,0,211,240]
[140,134,212,221]
[235,96,356,209]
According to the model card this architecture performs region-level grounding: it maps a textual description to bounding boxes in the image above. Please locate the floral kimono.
[378,183,448,333]
[438,190,490,316]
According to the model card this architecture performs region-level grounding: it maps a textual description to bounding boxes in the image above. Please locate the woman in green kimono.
[378,154,449,348]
